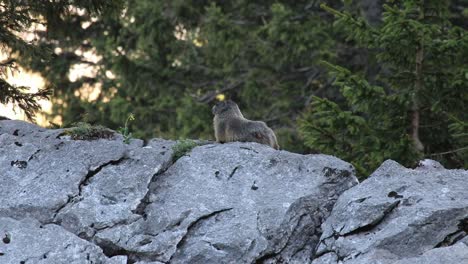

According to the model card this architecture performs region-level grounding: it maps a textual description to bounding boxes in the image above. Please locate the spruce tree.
[299,0,468,176]
[0,0,122,120]
[40,0,342,151]
[16,0,387,151]
[1,1,50,120]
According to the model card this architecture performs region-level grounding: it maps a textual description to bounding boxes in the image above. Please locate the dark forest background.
[1,0,467,176]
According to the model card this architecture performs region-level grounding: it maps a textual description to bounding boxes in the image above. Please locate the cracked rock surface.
[0,120,359,263]
[313,160,468,264]
[0,120,468,264]
[0,120,127,224]
[93,143,357,263]
[0,217,125,264]
[5,120,466,264]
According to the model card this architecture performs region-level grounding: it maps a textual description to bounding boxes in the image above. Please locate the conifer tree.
[299,0,468,175]
[0,0,122,120]
[39,0,341,151]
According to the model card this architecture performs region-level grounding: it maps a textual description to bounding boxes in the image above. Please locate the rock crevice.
[1,120,467,264]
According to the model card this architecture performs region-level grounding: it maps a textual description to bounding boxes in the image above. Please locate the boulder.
[0,120,358,263]
[94,142,357,263]
[0,217,124,264]
[54,138,175,240]
[0,120,127,223]
[3,120,466,264]
[313,160,468,264]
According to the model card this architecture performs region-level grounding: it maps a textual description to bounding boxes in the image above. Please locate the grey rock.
[0,121,176,262]
[310,252,339,264]
[108,255,128,264]
[314,159,468,264]
[55,138,174,239]
[134,261,166,264]
[0,121,359,263]
[0,120,127,223]
[95,142,357,263]
[460,236,468,246]
[11,120,465,264]
[416,159,445,170]
[393,243,468,264]
[0,217,118,264]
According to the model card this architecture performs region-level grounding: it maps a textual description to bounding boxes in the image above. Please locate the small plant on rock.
[64,122,114,140]
[118,113,135,144]
[172,139,198,162]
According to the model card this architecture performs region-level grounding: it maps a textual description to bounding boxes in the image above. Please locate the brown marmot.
[212,100,279,150]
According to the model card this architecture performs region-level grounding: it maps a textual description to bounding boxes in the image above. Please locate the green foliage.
[298,67,419,176]
[444,116,468,167]
[0,2,51,120]
[118,113,135,144]
[64,122,114,140]
[0,78,51,121]
[27,0,341,152]
[180,2,337,151]
[4,0,467,176]
[299,1,468,176]
[171,139,198,162]
[0,0,122,120]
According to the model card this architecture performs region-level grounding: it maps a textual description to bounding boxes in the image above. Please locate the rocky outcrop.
[0,217,126,264]
[0,120,357,263]
[1,120,467,264]
[313,160,468,264]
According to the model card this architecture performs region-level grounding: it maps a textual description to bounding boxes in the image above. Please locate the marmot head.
[212,100,243,118]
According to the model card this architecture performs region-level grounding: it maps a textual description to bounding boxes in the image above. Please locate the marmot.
[212,100,280,150]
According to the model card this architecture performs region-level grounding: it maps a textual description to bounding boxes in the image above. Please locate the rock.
[416,159,445,170]
[460,236,468,246]
[95,142,357,263]
[0,120,358,263]
[7,120,467,264]
[0,217,119,263]
[393,243,468,264]
[314,159,468,264]
[54,138,174,240]
[0,120,127,223]
[134,261,166,264]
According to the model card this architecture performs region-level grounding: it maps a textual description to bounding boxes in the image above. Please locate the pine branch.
[429,146,468,157]
[196,80,245,103]
[320,3,378,44]
[0,80,52,121]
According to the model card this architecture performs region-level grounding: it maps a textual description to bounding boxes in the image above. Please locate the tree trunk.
[411,6,425,152]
